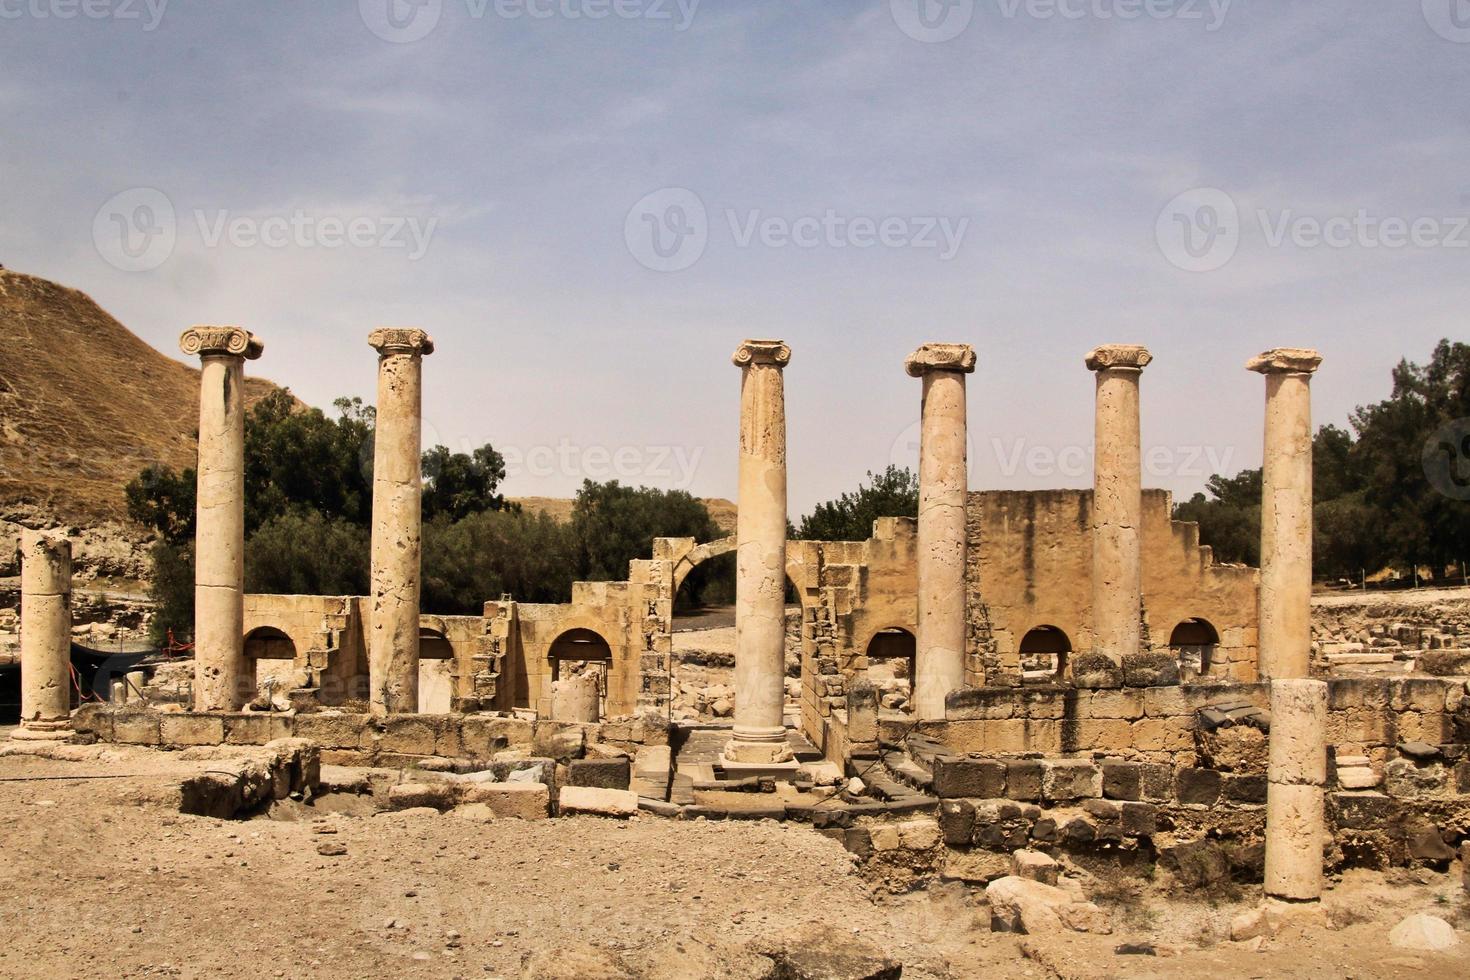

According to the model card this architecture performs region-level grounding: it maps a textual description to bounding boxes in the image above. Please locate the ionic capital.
[1085,344,1153,373]
[369,328,435,357]
[732,339,791,368]
[1247,348,1322,376]
[905,343,976,377]
[179,326,263,360]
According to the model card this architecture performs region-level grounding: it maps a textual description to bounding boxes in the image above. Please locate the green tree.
[422,510,575,613]
[795,465,919,541]
[125,464,196,547]
[243,391,376,533]
[244,512,371,597]
[570,481,721,582]
[145,540,194,645]
[421,444,513,522]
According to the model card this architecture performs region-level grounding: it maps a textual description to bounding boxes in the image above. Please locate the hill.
[512,496,738,535]
[0,268,281,525]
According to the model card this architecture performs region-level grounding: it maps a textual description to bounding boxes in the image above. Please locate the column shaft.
[1251,350,1321,680]
[1086,346,1151,670]
[1265,678,1327,901]
[180,326,261,712]
[368,328,434,715]
[726,340,793,765]
[15,531,72,739]
[907,344,976,720]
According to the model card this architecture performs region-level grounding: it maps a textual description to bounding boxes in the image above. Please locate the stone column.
[1249,349,1323,680]
[906,343,977,720]
[368,328,435,716]
[1265,678,1327,901]
[1084,345,1152,675]
[12,531,73,740]
[724,339,795,767]
[180,326,263,712]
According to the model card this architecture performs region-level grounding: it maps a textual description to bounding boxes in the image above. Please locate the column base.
[10,721,73,742]
[720,727,797,774]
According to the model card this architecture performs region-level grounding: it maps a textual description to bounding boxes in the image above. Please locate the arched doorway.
[671,548,736,721]
[548,628,612,721]
[1019,625,1070,684]
[1169,618,1220,679]
[865,627,916,711]
[244,626,297,699]
[418,628,455,714]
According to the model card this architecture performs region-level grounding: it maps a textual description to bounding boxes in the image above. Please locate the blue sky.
[3,1,1468,515]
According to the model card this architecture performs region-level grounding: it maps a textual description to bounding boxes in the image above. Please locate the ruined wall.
[242,594,363,705]
[966,490,1259,685]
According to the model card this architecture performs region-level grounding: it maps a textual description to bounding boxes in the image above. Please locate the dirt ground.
[2,741,1468,979]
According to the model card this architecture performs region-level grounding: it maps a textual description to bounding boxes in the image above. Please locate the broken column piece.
[906,343,977,720]
[367,327,435,716]
[13,531,73,741]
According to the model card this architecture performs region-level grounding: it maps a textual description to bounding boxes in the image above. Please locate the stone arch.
[417,626,455,714]
[244,626,298,699]
[863,625,916,709]
[672,536,737,594]
[548,627,613,681]
[1169,617,1220,678]
[1018,625,1070,683]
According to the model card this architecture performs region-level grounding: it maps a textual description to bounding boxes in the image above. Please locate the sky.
[2,0,1468,516]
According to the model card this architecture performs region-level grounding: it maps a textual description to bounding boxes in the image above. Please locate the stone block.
[1011,849,1059,886]
[940,848,1010,884]
[1142,685,1188,718]
[1122,652,1180,688]
[1225,773,1267,804]
[938,800,975,846]
[533,721,586,760]
[1384,759,1448,798]
[1120,802,1157,836]
[293,713,368,749]
[1139,763,1175,802]
[898,818,941,850]
[1086,689,1145,720]
[1175,767,1222,806]
[558,786,638,818]
[1102,761,1141,800]
[932,756,1006,799]
[1006,760,1044,801]
[1331,791,1397,830]
[1070,654,1122,689]
[223,714,293,745]
[460,715,532,757]
[161,714,225,747]
[459,782,550,820]
[380,715,440,756]
[567,757,631,791]
[386,782,457,811]
[1042,759,1101,802]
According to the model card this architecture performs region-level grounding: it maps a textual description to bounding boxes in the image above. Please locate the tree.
[795,465,919,542]
[422,510,575,614]
[125,464,196,547]
[243,391,376,533]
[421,444,513,522]
[244,512,370,597]
[570,481,721,582]
[144,540,193,645]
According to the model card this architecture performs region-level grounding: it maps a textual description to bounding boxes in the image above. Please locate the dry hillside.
[0,268,280,524]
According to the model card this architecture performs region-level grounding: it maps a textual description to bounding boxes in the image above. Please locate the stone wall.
[966,490,1259,686]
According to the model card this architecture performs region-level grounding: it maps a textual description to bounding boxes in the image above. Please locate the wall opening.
[548,628,611,721]
[1169,618,1220,678]
[865,627,916,711]
[244,626,298,700]
[418,628,455,714]
[1018,625,1070,684]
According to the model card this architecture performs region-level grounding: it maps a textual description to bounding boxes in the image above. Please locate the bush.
[422,510,575,613]
[243,511,370,596]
